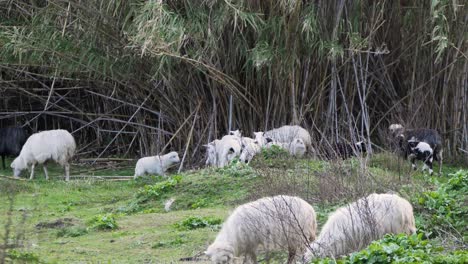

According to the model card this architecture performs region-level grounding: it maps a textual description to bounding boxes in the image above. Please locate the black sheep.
[0,127,28,169]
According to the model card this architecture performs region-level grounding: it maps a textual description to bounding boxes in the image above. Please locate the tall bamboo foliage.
[0,0,467,164]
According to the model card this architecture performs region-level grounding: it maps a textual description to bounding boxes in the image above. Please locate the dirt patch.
[36,218,77,229]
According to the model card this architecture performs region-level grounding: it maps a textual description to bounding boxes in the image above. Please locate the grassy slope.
[0,154,466,263]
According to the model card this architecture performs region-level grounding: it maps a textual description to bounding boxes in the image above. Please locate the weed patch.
[88,213,119,230]
[174,216,222,231]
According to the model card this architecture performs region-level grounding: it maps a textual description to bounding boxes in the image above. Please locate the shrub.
[310,233,468,264]
[88,213,118,230]
[174,216,222,231]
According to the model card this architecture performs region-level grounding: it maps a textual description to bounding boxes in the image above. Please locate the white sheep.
[215,137,242,167]
[228,130,242,137]
[205,195,317,264]
[239,140,261,164]
[255,125,312,148]
[303,193,416,261]
[265,138,306,157]
[11,129,76,181]
[133,151,180,179]
[204,140,219,167]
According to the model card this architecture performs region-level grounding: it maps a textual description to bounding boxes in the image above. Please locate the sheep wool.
[303,193,416,261]
[215,137,242,167]
[134,151,180,179]
[206,195,317,264]
[11,129,76,181]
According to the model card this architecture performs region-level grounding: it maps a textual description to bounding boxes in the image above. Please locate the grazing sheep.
[389,124,443,174]
[264,138,307,158]
[321,141,367,160]
[216,137,242,167]
[239,140,261,164]
[11,129,76,181]
[407,140,434,175]
[134,151,180,179]
[254,125,312,152]
[204,140,219,167]
[206,195,317,264]
[303,193,416,261]
[0,127,28,170]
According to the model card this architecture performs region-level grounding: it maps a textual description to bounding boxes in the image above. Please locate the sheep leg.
[29,164,35,180]
[244,251,257,264]
[409,156,417,170]
[43,164,49,180]
[65,163,70,182]
[437,150,443,176]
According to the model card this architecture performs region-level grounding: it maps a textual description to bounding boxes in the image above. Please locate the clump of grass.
[152,236,187,248]
[7,249,41,262]
[136,175,182,202]
[216,159,255,178]
[56,226,88,238]
[174,216,222,231]
[88,213,119,230]
[261,145,289,159]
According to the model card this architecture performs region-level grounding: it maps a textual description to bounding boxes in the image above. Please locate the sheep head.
[11,156,27,177]
[205,243,234,264]
[228,129,242,137]
[389,124,404,136]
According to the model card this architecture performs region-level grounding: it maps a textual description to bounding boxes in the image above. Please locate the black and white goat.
[407,139,434,175]
[389,124,443,174]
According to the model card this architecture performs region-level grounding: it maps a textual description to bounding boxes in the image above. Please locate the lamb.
[0,127,28,170]
[134,151,180,179]
[389,124,443,174]
[204,140,219,167]
[239,140,262,164]
[407,140,434,175]
[254,125,312,152]
[228,130,242,137]
[303,193,416,261]
[11,129,76,181]
[206,195,317,264]
[215,137,242,167]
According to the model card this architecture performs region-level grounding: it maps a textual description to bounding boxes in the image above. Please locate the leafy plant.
[137,175,182,202]
[415,170,467,238]
[217,159,255,178]
[310,233,468,263]
[88,213,119,230]
[152,236,187,248]
[174,216,222,231]
[261,145,289,160]
[7,250,41,262]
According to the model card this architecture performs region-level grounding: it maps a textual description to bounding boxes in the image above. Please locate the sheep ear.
[266,137,273,143]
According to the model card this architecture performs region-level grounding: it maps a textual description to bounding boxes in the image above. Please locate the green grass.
[0,154,466,263]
